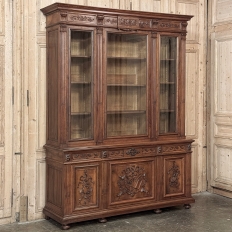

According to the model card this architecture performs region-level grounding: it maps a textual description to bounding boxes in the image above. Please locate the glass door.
[159,36,178,134]
[70,30,93,140]
[106,33,147,137]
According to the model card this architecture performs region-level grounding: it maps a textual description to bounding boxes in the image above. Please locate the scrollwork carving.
[168,161,180,188]
[163,145,186,153]
[119,18,138,26]
[117,165,149,198]
[70,15,95,22]
[77,170,94,205]
[126,148,140,156]
[65,154,71,162]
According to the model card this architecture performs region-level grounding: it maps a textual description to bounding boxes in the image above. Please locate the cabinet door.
[69,30,94,140]
[156,154,190,200]
[71,163,101,213]
[105,32,148,138]
[107,159,154,207]
[159,36,178,134]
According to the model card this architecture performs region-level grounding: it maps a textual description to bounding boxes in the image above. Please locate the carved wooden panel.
[108,159,154,205]
[47,164,62,207]
[74,164,99,209]
[47,29,59,142]
[164,156,184,196]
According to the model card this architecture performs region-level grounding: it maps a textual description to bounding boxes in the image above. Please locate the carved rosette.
[168,161,180,188]
[117,165,149,198]
[126,148,140,156]
[77,170,94,205]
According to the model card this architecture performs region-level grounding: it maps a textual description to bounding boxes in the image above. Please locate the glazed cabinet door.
[107,158,155,208]
[104,31,149,139]
[69,29,95,142]
[158,35,181,137]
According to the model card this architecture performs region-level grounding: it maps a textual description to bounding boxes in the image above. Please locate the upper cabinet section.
[41,3,192,33]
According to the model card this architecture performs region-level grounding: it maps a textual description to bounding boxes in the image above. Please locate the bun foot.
[99,218,107,223]
[184,204,191,209]
[44,215,50,220]
[62,224,70,230]
[154,208,162,214]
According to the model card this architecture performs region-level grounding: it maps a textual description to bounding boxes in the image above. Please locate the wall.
[0,0,207,223]
[208,0,232,198]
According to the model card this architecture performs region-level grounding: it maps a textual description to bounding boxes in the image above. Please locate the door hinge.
[14,152,22,155]
[27,90,29,106]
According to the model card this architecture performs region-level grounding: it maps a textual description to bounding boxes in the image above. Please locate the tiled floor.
[1,192,232,231]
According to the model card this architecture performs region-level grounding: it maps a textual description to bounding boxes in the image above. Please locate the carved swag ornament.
[117,165,149,198]
[77,169,94,205]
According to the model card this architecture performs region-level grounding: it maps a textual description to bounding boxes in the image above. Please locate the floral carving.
[159,22,179,29]
[73,153,100,160]
[117,165,149,198]
[163,145,186,153]
[139,20,150,28]
[70,15,95,22]
[126,148,140,156]
[105,18,117,25]
[77,170,94,205]
[168,161,180,188]
[119,18,137,26]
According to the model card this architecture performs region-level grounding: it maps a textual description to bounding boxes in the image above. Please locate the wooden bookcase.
[41,3,194,230]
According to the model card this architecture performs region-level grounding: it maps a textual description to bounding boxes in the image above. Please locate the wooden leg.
[154,208,162,214]
[44,215,50,220]
[99,218,107,223]
[62,224,70,230]
[184,204,191,209]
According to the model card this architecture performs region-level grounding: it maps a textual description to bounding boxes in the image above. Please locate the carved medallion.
[77,170,94,205]
[117,165,149,198]
[126,148,140,156]
[168,161,180,188]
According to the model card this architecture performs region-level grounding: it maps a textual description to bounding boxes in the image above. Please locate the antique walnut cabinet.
[41,3,194,230]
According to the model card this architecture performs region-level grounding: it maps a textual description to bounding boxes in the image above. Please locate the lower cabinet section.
[43,142,195,229]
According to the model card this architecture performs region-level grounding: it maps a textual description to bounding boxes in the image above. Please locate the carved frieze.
[153,20,180,30]
[68,14,96,25]
[117,165,149,198]
[107,150,124,159]
[139,19,151,29]
[168,161,180,188]
[77,169,94,205]
[162,145,186,153]
[143,148,156,155]
[104,17,117,27]
[126,148,140,157]
[72,152,100,160]
[118,17,139,29]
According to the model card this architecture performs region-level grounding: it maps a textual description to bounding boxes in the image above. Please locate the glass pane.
[106,33,147,137]
[159,36,177,134]
[70,31,93,140]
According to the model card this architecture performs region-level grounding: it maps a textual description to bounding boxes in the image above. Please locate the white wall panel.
[213,0,232,24]
[0,153,4,209]
[0,0,4,35]
[186,49,198,138]
[176,0,199,43]
[215,38,232,114]
[0,45,4,146]
[191,144,198,190]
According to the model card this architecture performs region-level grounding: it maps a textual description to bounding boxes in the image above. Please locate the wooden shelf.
[160,82,175,85]
[107,56,146,60]
[107,84,146,87]
[71,55,91,58]
[107,110,146,115]
[160,109,175,113]
[71,112,91,116]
